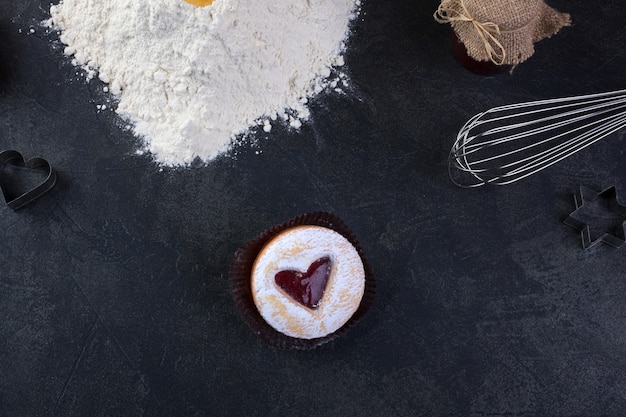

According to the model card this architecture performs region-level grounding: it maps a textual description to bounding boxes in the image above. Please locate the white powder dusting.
[48,0,359,165]
[251,225,365,339]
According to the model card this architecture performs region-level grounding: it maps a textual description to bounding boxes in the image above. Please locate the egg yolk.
[183,0,214,6]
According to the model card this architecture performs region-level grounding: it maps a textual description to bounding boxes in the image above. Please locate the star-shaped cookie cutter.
[564,185,626,249]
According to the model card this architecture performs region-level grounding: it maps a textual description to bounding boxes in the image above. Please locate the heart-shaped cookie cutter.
[0,150,57,210]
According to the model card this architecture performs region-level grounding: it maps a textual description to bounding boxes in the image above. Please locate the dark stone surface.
[1,1,625,416]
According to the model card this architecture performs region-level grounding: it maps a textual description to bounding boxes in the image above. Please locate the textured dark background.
[1,1,625,416]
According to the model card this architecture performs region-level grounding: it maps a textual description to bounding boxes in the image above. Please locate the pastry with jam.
[230,212,375,350]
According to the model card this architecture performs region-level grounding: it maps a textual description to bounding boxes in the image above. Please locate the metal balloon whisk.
[448,89,626,187]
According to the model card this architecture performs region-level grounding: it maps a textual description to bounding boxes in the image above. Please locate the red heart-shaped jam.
[274,257,332,309]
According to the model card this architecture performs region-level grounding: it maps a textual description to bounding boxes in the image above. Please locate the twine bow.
[434,0,506,65]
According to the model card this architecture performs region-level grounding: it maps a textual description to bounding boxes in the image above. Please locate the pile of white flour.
[48,0,359,165]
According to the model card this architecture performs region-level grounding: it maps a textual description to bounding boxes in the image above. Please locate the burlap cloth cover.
[435,0,571,65]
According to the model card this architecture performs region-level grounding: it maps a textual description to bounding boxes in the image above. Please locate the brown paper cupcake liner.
[229,211,376,350]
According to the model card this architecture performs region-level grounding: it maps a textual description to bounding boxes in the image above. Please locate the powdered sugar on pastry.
[251,225,365,339]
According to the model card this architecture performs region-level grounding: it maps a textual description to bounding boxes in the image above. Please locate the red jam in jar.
[450,31,509,75]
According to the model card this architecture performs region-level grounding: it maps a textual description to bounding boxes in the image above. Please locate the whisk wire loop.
[449,89,626,187]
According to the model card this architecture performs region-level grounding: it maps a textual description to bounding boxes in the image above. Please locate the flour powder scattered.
[48,0,360,165]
